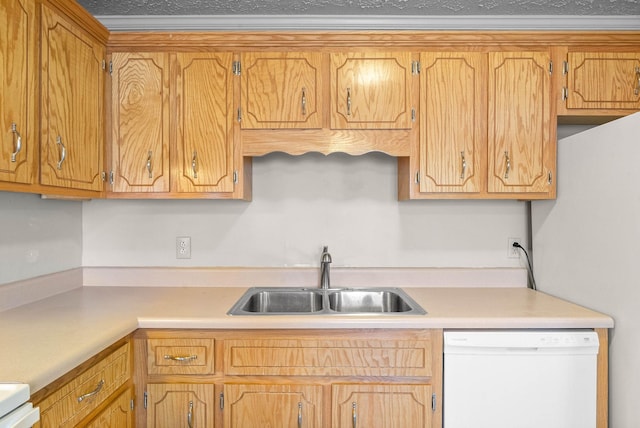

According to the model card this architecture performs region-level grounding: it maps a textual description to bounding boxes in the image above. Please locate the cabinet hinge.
[219,393,224,410]
[432,393,437,412]
[548,61,553,75]
[411,60,421,75]
[144,391,148,409]
[562,87,568,101]
[232,61,241,76]
[411,108,416,122]
[233,170,238,184]
[237,107,242,123]
[130,399,134,411]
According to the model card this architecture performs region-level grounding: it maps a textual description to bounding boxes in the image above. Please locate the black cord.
[513,242,537,290]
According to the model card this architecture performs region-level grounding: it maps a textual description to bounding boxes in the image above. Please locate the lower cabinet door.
[85,387,134,428]
[332,384,433,428]
[146,383,215,428]
[224,383,323,428]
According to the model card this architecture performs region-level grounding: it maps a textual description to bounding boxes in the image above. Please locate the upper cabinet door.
[40,5,105,192]
[567,52,640,110]
[0,0,36,185]
[419,52,486,194]
[487,51,555,196]
[241,52,323,129]
[172,52,235,193]
[110,52,170,193]
[331,52,413,130]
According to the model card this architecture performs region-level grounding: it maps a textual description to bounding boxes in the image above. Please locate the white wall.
[0,192,83,284]
[83,152,528,268]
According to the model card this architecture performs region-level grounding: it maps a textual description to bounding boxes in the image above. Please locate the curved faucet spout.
[320,246,332,289]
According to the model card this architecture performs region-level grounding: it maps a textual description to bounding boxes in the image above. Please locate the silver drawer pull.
[460,151,467,180]
[77,379,104,403]
[298,402,303,428]
[164,354,197,362]
[10,123,22,162]
[346,87,352,116]
[301,87,307,116]
[352,402,357,428]
[56,136,66,170]
[504,150,511,179]
[187,400,193,428]
[146,151,153,179]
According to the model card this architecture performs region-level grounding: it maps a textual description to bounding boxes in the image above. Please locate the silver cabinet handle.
[187,400,193,428]
[301,87,307,116]
[346,87,352,116]
[192,151,198,179]
[352,402,357,428]
[164,354,197,362]
[297,402,303,428]
[10,123,22,162]
[635,66,640,96]
[460,151,467,180]
[146,151,153,179]
[56,136,66,170]
[504,150,511,179]
[77,379,104,403]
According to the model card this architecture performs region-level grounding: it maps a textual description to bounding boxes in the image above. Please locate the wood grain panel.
[225,383,323,428]
[0,0,36,184]
[40,5,104,192]
[487,51,554,195]
[332,383,432,428]
[84,387,134,428]
[420,52,486,194]
[147,338,215,375]
[224,337,431,377]
[331,52,413,130]
[146,383,215,428]
[110,52,170,193]
[35,342,130,427]
[568,52,640,110]
[172,52,235,193]
[242,52,324,129]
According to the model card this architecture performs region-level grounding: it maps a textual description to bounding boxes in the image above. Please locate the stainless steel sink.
[327,289,416,313]
[237,289,323,314]
[228,287,426,315]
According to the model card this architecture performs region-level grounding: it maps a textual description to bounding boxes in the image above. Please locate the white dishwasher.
[443,330,599,428]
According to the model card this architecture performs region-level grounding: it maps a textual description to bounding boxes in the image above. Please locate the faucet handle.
[321,246,332,262]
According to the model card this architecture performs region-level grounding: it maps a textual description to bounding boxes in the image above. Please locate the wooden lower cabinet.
[85,387,134,428]
[333,384,432,428]
[135,329,442,428]
[224,383,323,428]
[145,383,215,428]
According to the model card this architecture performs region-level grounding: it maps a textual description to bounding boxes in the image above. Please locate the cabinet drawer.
[224,337,432,377]
[147,338,215,375]
[37,342,130,427]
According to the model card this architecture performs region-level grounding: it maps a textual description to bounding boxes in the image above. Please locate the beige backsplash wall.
[82,152,528,269]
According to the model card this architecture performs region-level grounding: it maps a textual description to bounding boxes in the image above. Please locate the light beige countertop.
[0,286,613,395]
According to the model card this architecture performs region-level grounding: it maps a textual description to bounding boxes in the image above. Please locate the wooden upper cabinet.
[419,52,486,194]
[487,51,555,197]
[331,52,413,129]
[110,52,170,193]
[241,52,323,129]
[566,52,640,110]
[40,4,105,192]
[0,0,37,186]
[172,52,235,193]
[332,384,432,428]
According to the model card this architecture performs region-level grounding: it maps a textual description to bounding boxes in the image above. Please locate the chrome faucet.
[320,246,332,289]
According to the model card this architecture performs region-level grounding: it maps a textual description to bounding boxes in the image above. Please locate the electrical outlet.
[176,236,191,259]
[508,238,522,258]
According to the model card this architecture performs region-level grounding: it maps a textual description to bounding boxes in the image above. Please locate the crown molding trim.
[96,14,640,31]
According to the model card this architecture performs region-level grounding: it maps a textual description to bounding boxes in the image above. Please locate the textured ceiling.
[77,0,640,16]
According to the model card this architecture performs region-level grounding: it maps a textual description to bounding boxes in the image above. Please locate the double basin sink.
[228,287,426,316]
